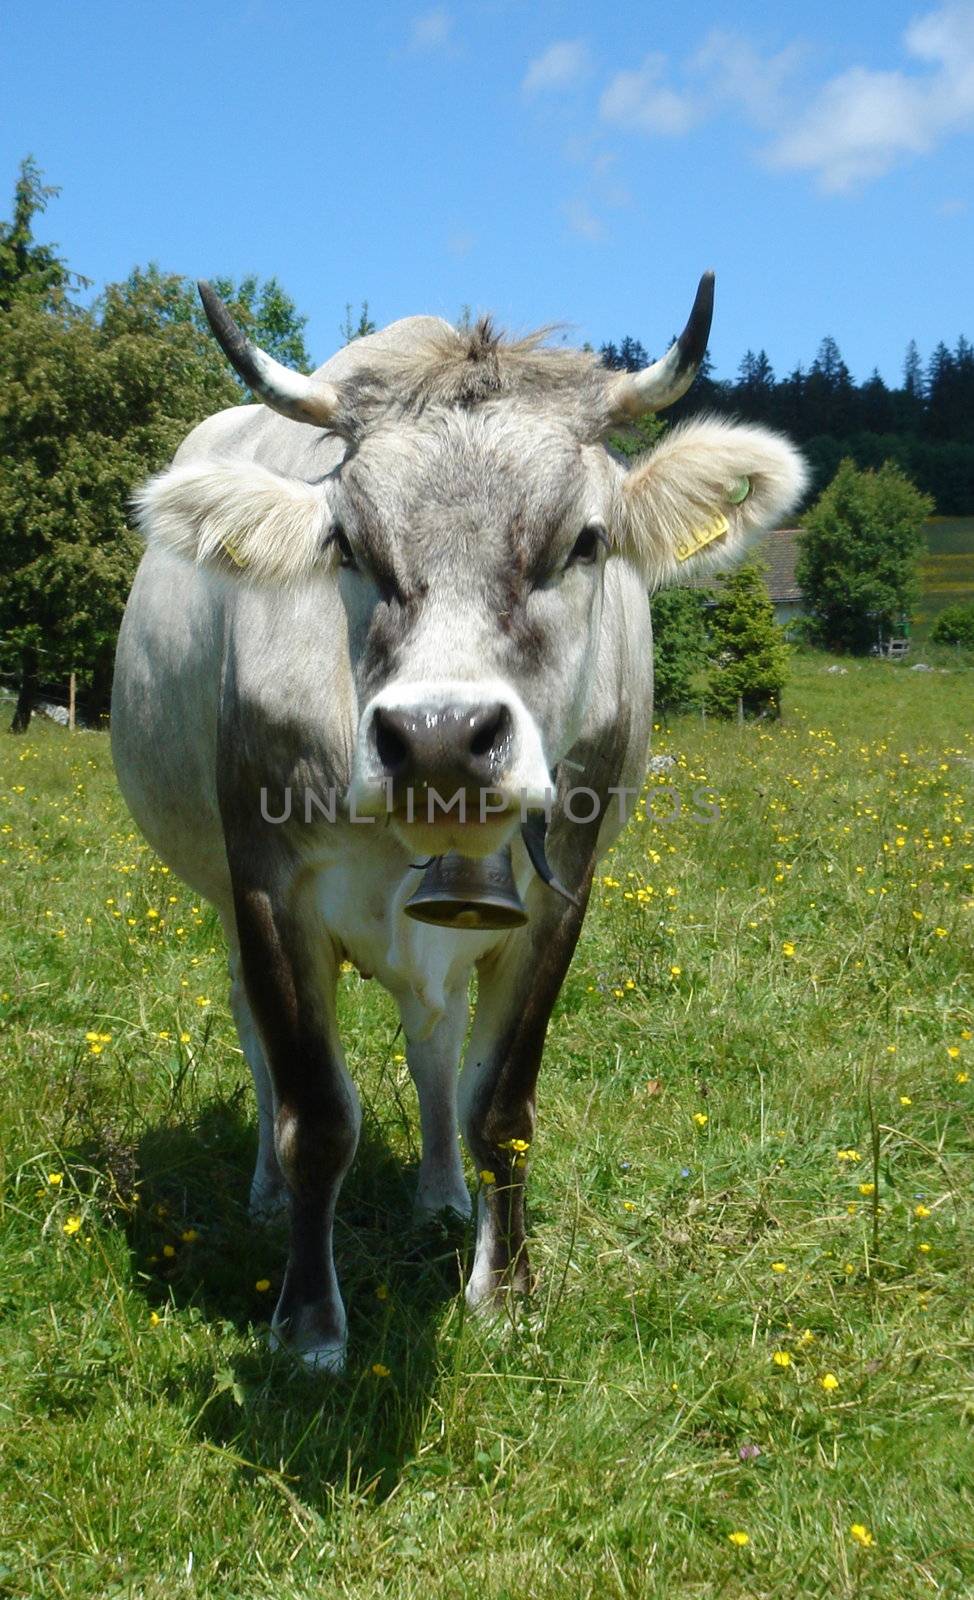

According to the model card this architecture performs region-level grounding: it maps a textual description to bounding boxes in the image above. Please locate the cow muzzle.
[350,680,552,858]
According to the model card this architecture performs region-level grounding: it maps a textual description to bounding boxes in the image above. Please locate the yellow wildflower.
[255,1278,271,1292]
[771,1350,791,1367]
[727,1531,750,1547]
[62,1215,82,1236]
[692,1112,709,1128]
[162,1244,176,1258]
[858,1182,875,1197]
[180,1229,199,1243]
[371,1362,390,1377]
[149,1310,161,1327]
[914,1203,931,1219]
[820,1373,839,1391]
[782,941,796,957]
[850,1524,874,1548]
[48,1172,63,1186]
[771,1261,787,1273]
[480,1170,496,1185]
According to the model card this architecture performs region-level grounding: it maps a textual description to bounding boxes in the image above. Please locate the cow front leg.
[398,988,471,1222]
[234,881,360,1372]
[458,866,593,1309]
[225,936,287,1222]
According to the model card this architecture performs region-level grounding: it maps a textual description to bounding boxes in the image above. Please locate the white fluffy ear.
[133,459,332,582]
[620,418,808,589]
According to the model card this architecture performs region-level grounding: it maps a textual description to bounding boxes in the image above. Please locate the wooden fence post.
[68,672,76,732]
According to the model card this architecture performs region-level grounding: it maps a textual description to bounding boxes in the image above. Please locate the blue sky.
[2,0,972,386]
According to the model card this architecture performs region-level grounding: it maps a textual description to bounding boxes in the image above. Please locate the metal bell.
[404,844,527,930]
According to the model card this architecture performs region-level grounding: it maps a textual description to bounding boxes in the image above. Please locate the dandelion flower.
[850,1524,874,1548]
[918,1242,931,1253]
[771,1350,791,1368]
[820,1373,839,1391]
[947,1046,960,1059]
[899,1095,912,1106]
[956,1071,969,1084]
[914,1203,931,1219]
[179,1033,191,1044]
[727,1530,750,1547]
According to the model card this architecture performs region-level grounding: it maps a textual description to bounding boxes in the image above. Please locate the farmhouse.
[754,527,805,626]
[683,526,806,625]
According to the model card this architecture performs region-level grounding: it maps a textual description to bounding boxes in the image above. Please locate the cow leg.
[398,988,471,1222]
[458,865,594,1308]
[233,880,360,1372]
[225,940,287,1221]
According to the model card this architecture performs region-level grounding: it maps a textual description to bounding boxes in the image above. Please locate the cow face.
[328,407,616,855]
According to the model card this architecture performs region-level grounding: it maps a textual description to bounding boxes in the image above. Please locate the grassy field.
[916,517,974,636]
[1,656,972,1599]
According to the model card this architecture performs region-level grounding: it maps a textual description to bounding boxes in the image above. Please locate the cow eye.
[567,523,608,566]
[330,524,358,570]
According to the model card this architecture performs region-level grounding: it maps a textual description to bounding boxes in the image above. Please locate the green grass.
[1,656,973,1599]
[916,517,974,635]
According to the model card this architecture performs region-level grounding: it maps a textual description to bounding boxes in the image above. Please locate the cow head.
[137,276,807,860]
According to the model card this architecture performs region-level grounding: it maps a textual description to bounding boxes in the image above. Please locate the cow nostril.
[373,710,410,774]
[469,704,510,761]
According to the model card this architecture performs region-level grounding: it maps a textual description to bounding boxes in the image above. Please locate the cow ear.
[619,419,808,589]
[133,459,333,582]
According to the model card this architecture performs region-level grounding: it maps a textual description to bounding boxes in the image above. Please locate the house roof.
[755,527,803,602]
[681,527,804,602]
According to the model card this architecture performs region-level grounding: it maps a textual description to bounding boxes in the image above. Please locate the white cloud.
[599,53,698,135]
[937,195,970,214]
[522,40,591,97]
[563,198,604,241]
[766,3,974,191]
[408,8,453,52]
[690,31,805,129]
[592,6,974,193]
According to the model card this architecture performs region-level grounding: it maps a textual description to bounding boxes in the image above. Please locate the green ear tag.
[727,476,751,505]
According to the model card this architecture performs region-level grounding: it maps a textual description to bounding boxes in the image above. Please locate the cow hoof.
[249,1181,289,1225]
[413,1188,472,1226]
[267,1325,346,1375]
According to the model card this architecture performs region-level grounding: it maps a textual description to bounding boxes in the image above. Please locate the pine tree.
[704,563,790,719]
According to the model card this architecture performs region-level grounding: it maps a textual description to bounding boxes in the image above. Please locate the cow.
[112,273,806,1372]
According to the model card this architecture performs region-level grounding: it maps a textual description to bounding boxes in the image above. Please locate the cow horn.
[607,271,715,420]
[197,281,342,428]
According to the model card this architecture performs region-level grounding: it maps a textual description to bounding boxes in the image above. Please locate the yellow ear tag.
[221,539,249,570]
[675,510,729,563]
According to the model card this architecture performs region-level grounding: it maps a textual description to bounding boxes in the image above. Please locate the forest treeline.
[600,333,974,515]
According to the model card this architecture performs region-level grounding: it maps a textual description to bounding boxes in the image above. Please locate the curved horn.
[197,280,341,428]
[608,271,715,420]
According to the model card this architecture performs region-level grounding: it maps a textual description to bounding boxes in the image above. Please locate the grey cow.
[112,275,806,1371]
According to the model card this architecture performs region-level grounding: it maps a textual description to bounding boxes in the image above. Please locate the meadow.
[1,656,972,1599]
[917,517,974,635]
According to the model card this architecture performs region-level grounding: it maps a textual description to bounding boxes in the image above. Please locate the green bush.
[931,601,974,648]
[651,587,709,714]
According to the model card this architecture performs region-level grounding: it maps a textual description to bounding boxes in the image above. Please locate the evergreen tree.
[704,563,790,718]
[796,459,932,653]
